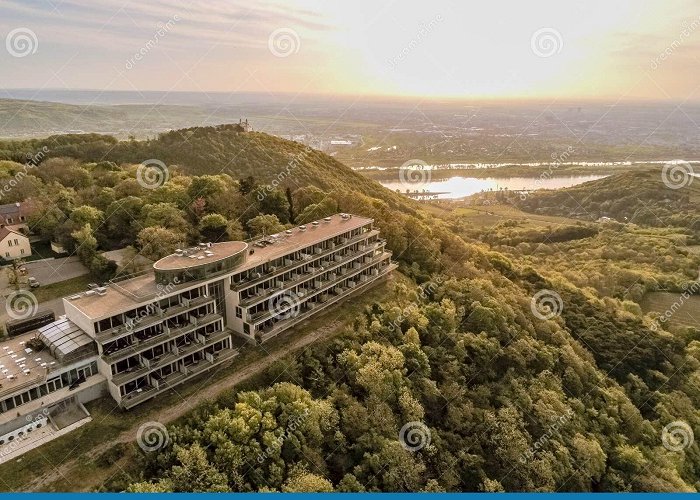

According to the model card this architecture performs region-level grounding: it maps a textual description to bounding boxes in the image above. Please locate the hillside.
[517,169,700,232]
[0,125,410,207]
[0,126,698,492]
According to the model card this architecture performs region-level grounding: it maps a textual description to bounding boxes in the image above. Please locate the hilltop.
[0,125,410,207]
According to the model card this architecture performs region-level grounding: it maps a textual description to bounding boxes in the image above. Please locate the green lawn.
[32,275,94,305]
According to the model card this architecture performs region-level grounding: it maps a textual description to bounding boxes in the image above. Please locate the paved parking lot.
[24,256,89,286]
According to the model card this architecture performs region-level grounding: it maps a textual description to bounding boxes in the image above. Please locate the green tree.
[137,226,182,260]
[247,214,284,237]
[142,202,189,233]
[71,223,98,266]
[199,213,228,242]
[69,205,104,228]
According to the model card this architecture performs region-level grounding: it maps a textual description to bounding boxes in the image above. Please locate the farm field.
[451,204,583,229]
[640,291,700,329]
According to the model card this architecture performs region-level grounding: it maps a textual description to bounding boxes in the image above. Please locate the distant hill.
[0,99,122,136]
[517,169,700,232]
[0,99,247,139]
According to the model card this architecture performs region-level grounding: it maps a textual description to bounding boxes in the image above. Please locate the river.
[378,175,607,199]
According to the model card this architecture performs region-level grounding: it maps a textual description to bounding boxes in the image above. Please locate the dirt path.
[26,319,343,492]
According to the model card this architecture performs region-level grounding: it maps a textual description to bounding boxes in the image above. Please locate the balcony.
[110,327,230,388]
[239,240,385,308]
[103,313,223,364]
[120,345,239,410]
[96,295,215,344]
[249,252,393,325]
[231,230,379,292]
[256,261,397,342]
[111,364,150,386]
[121,384,159,409]
[148,329,229,371]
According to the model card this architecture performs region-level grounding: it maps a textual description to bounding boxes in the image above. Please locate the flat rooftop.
[154,241,248,271]
[0,330,60,400]
[238,213,373,272]
[64,272,162,320]
[63,214,373,320]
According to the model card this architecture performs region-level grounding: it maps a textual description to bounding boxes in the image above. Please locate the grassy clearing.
[453,204,582,229]
[32,275,93,304]
[640,291,700,329]
[0,272,407,492]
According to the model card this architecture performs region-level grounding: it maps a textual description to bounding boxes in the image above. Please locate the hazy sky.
[2,0,700,100]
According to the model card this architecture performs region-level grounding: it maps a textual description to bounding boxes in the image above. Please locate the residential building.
[0,201,36,234]
[0,227,31,260]
[0,213,394,446]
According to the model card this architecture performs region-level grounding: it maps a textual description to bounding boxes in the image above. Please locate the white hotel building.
[0,214,394,444]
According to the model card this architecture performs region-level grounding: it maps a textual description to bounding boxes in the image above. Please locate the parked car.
[28,277,40,288]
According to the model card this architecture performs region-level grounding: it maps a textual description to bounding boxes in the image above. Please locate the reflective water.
[379,175,607,199]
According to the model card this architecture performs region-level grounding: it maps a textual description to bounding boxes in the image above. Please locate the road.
[24,257,88,286]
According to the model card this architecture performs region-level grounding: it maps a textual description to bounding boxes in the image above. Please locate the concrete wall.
[0,378,107,436]
[62,299,95,337]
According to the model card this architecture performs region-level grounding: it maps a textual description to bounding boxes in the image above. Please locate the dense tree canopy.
[1,127,697,492]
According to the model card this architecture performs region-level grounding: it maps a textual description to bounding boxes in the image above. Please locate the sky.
[2,0,700,101]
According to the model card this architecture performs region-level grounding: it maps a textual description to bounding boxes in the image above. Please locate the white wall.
[0,233,30,260]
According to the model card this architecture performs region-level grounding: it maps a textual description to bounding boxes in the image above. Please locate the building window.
[20,249,24,255]
[6,218,12,224]
[236,307,242,318]
[4,252,8,258]
[13,239,18,245]
[7,240,11,247]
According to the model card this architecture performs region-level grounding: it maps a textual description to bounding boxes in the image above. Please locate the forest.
[1,126,698,492]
